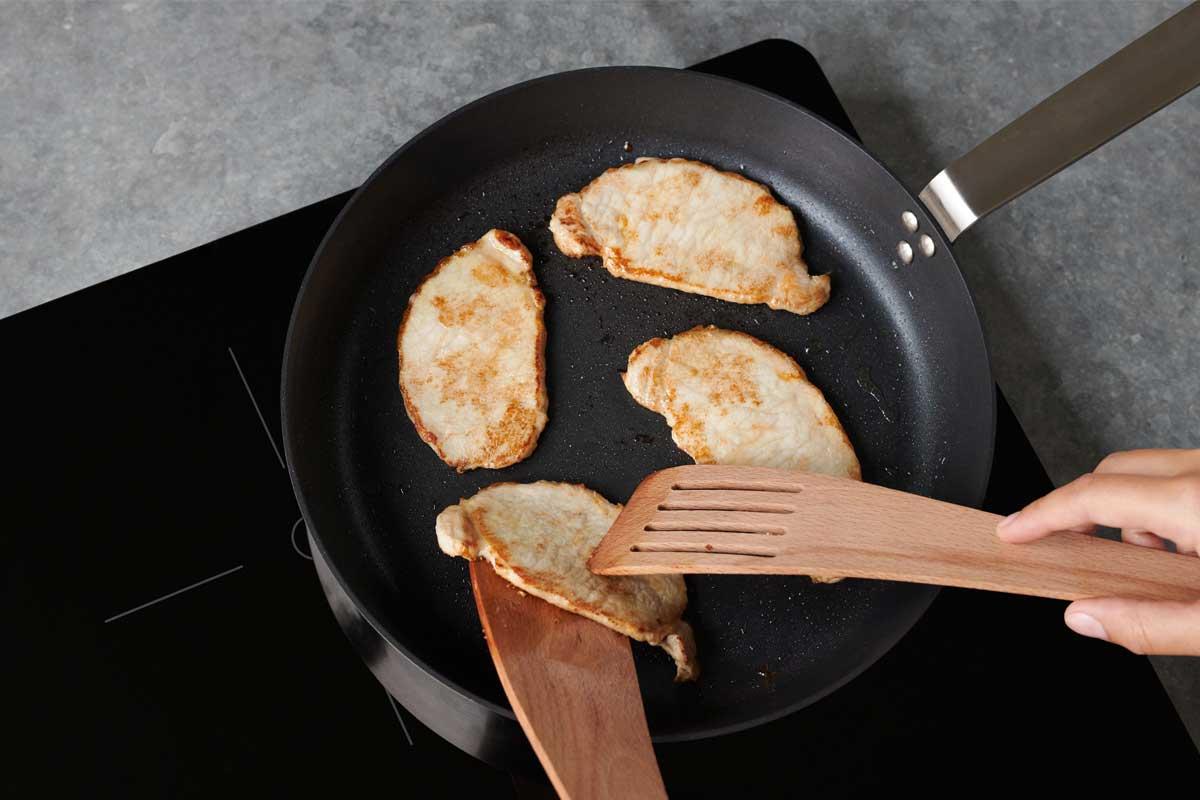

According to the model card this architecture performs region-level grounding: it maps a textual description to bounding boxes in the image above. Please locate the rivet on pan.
[897,241,913,264]
[918,234,936,257]
[901,211,919,233]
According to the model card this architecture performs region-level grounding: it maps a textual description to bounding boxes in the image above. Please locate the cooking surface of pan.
[282,67,994,740]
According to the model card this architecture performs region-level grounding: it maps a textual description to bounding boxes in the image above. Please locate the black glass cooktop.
[2,41,1193,797]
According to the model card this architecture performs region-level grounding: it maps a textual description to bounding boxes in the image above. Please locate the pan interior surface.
[283,68,994,740]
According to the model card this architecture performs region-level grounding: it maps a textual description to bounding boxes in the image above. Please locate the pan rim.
[281,64,996,741]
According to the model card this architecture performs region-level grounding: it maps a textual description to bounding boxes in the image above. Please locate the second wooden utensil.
[470,561,667,800]
[589,465,1200,602]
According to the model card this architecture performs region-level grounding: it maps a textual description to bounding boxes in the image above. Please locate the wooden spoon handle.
[594,466,1200,602]
[878,505,1200,602]
[781,476,1200,601]
[470,561,667,800]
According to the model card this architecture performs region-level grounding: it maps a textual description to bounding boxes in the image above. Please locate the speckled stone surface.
[2,0,1197,746]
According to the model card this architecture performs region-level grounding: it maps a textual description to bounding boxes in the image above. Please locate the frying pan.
[282,6,1200,766]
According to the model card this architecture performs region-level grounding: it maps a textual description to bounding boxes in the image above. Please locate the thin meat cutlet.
[624,326,860,583]
[398,230,547,471]
[437,481,699,681]
[551,157,830,315]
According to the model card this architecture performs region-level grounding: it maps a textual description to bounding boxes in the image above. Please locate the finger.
[1095,448,1200,478]
[996,473,1200,549]
[1064,523,1099,535]
[1064,598,1200,656]
[1121,529,1169,550]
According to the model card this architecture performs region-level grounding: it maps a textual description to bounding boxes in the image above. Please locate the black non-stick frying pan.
[282,6,1199,764]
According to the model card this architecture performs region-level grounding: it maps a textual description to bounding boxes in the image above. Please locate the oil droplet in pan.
[855,365,893,423]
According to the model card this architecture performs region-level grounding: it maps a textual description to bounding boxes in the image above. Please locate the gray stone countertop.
[2,1,1197,747]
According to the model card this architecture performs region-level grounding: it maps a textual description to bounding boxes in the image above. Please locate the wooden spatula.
[589,465,1200,601]
[469,561,667,800]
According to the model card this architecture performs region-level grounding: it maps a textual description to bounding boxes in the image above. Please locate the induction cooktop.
[2,41,1193,798]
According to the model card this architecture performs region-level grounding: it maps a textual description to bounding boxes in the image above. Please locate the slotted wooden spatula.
[589,465,1200,601]
[470,561,667,800]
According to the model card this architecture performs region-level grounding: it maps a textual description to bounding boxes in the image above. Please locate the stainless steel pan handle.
[920,1,1200,242]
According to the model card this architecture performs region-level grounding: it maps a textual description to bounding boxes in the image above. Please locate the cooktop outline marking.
[291,517,314,561]
[104,564,245,623]
[227,346,286,470]
[385,690,415,747]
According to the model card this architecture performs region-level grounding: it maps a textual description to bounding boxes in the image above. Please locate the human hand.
[996,448,1200,656]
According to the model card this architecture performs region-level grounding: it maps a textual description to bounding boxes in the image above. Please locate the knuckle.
[1174,476,1200,516]
[1123,612,1154,655]
[1095,452,1127,473]
[1071,472,1097,495]
[1061,473,1098,516]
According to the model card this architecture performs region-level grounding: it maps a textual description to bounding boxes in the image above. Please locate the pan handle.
[920,1,1200,242]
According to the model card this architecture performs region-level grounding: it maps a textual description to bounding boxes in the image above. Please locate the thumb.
[1064,597,1200,656]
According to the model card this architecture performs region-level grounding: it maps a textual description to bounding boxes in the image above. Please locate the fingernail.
[1065,612,1109,641]
[997,512,1020,529]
